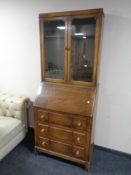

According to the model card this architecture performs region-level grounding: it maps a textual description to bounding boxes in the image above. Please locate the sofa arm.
[0,93,30,125]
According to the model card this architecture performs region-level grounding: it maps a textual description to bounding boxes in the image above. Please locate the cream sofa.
[0,93,29,160]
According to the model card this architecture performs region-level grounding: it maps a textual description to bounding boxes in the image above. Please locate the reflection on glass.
[44,20,65,79]
[71,18,96,82]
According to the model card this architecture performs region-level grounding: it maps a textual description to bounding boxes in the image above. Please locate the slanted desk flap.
[34,82,96,117]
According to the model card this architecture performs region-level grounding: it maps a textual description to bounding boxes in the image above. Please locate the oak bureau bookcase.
[33,8,104,170]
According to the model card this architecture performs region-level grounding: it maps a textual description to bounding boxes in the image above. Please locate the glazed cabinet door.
[39,18,68,82]
[68,15,102,85]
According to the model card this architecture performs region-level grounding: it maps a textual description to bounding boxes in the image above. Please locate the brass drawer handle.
[77,122,81,127]
[76,150,80,155]
[40,115,45,119]
[41,128,45,133]
[42,141,46,146]
[77,137,80,142]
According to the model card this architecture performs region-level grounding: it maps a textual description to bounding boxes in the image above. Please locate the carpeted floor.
[0,132,131,175]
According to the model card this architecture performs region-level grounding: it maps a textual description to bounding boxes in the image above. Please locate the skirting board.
[94,144,131,160]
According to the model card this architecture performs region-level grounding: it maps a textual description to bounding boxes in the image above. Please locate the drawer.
[38,124,49,138]
[49,112,72,128]
[73,118,87,131]
[73,146,85,160]
[49,126,72,145]
[37,110,48,123]
[38,137,49,150]
[73,132,86,147]
[50,140,72,156]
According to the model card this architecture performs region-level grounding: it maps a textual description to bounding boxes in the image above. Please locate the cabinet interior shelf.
[45,35,95,39]
[45,36,64,38]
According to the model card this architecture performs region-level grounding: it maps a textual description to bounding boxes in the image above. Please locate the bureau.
[34,8,103,170]
[35,109,91,162]
[34,82,96,170]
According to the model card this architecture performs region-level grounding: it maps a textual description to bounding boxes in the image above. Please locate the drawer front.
[49,112,72,128]
[73,146,85,160]
[50,140,72,156]
[38,137,49,150]
[73,118,87,131]
[38,124,49,138]
[49,127,72,145]
[37,110,49,123]
[73,132,86,147]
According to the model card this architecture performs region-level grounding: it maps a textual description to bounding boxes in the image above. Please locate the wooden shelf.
[45,36,64,38]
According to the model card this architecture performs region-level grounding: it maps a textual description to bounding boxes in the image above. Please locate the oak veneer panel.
[49,112,73,128]
[49,126,73,145]
[50,140,72,156]
[34,82,96,117]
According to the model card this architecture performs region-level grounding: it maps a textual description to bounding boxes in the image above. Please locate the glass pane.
[44,20,65,79]
[71,18,96,82]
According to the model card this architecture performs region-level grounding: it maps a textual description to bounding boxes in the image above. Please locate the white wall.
[0,0,131,154]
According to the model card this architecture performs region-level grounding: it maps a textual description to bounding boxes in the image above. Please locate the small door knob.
[86,100,90,104]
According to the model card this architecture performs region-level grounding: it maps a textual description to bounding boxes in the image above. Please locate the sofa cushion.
[0,116,25,149]
[0,93,30,122]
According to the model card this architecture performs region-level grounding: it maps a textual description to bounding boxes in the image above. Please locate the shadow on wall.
[28,101,34,128]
